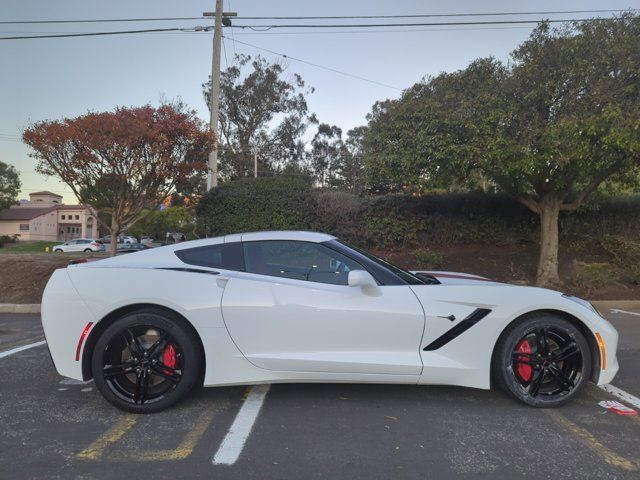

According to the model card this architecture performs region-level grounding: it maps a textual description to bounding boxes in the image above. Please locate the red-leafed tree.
[23,102,213,255]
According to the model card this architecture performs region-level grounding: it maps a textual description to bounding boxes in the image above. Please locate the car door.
[220,240,425,376]
[63,240,77,252]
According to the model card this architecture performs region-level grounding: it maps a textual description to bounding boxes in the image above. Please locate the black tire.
[92,308,203,413]
[492,313,591,407]
[83,248,92,252]
[54,249,63,253]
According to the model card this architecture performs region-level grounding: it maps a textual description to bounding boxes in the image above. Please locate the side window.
[175,242,244,271]
[243,240,365,286]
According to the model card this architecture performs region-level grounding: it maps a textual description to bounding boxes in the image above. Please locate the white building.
[0,191,98,241]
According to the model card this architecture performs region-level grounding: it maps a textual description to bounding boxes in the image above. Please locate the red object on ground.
[599,400,638,416]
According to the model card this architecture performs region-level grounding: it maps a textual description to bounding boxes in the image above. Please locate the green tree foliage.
[0,161,20,211]
[361,16,640,286]
[196,176,315,236]
[203,54,317,180]
[129,206,194,240]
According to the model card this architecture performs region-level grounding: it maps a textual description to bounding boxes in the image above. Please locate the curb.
[591,300,640,311]
[0,304,41,313]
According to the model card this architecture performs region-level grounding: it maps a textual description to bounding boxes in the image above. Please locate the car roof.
[76,231,337,269]
[236,231,335,243]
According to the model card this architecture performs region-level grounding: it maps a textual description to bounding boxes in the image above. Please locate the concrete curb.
[591,300,640,311]
[0,304,41,313]
[0,301,639,316]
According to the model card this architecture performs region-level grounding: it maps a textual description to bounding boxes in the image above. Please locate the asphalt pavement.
[0,310,638,479]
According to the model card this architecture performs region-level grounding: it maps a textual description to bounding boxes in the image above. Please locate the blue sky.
[2,0,639,203]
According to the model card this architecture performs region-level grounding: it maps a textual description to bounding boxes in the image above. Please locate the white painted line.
[610,309,640,317]
[598,384,640,410]
[0,340,46,359]
[212,384,270,465]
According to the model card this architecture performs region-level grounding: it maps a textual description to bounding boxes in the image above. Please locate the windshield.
[335,240,426,285]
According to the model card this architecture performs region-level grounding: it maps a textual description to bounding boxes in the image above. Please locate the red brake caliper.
[515,339,532,382]
[162,343,177,373]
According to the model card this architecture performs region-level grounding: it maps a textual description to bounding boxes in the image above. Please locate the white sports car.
[41,231,618,413]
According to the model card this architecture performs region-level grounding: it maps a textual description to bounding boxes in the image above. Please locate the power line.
[222,35,401,91]
[0,26,201,40]
[0,9,631,24]
[233,17,633,30]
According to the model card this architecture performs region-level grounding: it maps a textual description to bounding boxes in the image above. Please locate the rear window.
[175,242,244,271]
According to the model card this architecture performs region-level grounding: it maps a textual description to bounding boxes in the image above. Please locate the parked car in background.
[52,239,104,253]
[140,236,154,245]
[99,235,137,244]
[116,242,150,253]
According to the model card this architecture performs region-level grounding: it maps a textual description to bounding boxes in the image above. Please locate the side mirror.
[348,270,378,290]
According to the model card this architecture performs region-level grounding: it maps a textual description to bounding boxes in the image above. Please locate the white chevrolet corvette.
[41,231,618,413]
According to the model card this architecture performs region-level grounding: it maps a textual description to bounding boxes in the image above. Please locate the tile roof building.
[0,191,98,241]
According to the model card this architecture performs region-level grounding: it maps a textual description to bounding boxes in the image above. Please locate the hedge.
[196,177,640,250]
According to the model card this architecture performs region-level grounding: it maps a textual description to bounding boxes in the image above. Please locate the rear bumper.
[41,269,96,380]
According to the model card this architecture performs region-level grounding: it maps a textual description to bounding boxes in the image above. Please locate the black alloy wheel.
[493,314,592,407]
[92,308,203,413]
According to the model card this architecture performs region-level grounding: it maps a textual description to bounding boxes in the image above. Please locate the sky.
[2,0,639,203]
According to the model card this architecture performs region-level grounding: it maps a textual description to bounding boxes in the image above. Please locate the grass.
[0,241,60,253]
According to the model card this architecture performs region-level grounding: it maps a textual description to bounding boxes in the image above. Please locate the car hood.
[411,270,504,285]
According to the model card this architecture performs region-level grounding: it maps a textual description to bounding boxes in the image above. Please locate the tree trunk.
[536,198,562,287]
[109,217,120,257]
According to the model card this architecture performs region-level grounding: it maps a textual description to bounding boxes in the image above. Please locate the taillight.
[91,242,99,247]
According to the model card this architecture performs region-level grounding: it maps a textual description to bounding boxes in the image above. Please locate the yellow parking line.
[128,409,217,461]
[77,415,137,460]
[546,410,638,471]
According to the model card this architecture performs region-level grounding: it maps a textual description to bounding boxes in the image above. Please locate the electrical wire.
[0,9,630,24]
[0,26,202,40]
[222,35,402,91]
[234,17,632,30]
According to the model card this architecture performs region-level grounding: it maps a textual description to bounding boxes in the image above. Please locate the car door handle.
[438,315,456,322]
[216,276,230,288]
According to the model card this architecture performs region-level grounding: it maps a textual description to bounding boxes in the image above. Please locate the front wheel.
[92,308,203,413]
[492,313,592,407]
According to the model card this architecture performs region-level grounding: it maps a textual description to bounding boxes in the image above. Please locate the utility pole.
[204,3,236,190]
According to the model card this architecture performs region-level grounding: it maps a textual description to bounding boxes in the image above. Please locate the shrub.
[0,235,18,248]
[412,248,444,269]
[196,176,316,236]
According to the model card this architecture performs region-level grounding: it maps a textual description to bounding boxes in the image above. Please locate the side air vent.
[423,308,492,351]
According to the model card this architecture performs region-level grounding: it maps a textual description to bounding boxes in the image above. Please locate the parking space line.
[598,384,640,410]
[77,415,137,460]
[610,309,640,317]
[212,384,270,466]
[546,410,638,471]
[128,409,217,461]
[0,340,46,359]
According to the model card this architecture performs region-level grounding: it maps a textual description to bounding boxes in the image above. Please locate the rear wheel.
[92,308,203,413]
[492,313,591,407]
[54,249,63,253]
[83,248,92,252]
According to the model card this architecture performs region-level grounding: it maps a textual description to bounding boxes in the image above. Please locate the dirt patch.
[0,244,638,304]
[377,243,640,300]
[0,253,105,304]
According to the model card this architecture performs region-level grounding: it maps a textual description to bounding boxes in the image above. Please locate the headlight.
[562,294,603,317]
